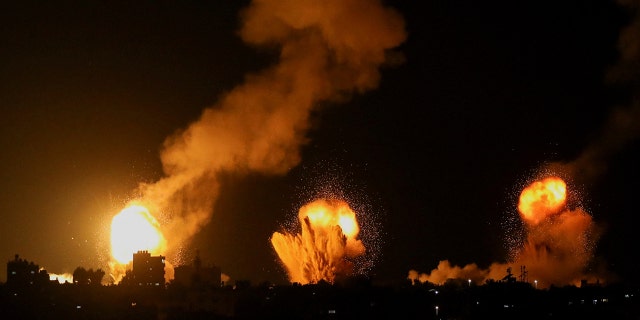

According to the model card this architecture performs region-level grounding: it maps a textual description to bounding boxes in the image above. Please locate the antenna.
[519,265,528,283]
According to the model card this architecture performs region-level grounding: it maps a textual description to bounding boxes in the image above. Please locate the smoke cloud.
[552,0,640,183]
[409,177,604,289]
[409,0,640,290]
[127,0,406,268]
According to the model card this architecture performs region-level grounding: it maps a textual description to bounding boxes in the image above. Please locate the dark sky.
[1,0,638,286]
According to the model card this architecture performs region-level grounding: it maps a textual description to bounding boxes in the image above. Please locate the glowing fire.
[49,272,74,284]
[409,175,604,288]
[271,198,365,284]
[304,200,360,239]
[110,205,166,264]
[517,176,566,226]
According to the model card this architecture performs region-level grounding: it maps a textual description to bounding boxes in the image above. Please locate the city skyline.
[0,0,638,288]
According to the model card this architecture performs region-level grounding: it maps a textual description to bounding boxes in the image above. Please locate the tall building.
[129,250,165,286]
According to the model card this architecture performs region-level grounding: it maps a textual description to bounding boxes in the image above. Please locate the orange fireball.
[271,198,365,284]
[110,205,166,264]
[517,177,566,226]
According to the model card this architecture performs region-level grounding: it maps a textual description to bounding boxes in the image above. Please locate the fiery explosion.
[517,176,566,226]
[271,198,366,284]
[409,175,604,288]
[99,0,405,280]
[110,205,166,264]
[99,0,404,283]
[108,204,167,282]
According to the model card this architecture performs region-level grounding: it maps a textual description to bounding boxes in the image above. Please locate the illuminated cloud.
[114,0,406,276]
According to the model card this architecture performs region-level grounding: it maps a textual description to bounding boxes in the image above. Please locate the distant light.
[76,305,82,309]
[328,310,336,314]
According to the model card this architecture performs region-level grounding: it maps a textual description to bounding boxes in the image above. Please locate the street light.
[534,280,538,289]
[468,279,471,287]
[435,306,439,316]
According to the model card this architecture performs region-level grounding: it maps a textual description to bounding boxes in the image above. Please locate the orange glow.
[409,175,603,288]
[49,272,74,284]
[271,198,365,284]
[302,199,360,239]
[517,177,566,225]
[110,205,166,264]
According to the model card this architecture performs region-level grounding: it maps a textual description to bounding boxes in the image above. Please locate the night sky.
[1,0,638,286]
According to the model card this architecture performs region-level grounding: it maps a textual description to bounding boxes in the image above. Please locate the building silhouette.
[6,254,49,287]
[173,251,221,288]
[120,250,166,286]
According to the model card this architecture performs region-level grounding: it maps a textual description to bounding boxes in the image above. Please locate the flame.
[517,176,566,226]
[303,200,360,239]
[409,175,605,288]
[110,205,166,264]
[271,198,365,284]
[49,272,74,284]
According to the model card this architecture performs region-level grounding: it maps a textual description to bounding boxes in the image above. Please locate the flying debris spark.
[271,198,366,284]
[409,175,606,288]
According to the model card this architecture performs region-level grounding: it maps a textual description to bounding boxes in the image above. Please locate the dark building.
[125,250,165,287]
[72,267,105,285]
[173,251,221,288]
[6,254,49,287]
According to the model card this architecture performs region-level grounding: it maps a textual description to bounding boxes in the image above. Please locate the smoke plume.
[127,0,406,268]
[409,176,604,289]
[552,0,640,183]
[409,0,640,289]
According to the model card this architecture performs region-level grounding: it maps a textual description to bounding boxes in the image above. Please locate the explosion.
[271,198,366,284]
[517,176,566,226]
[408,0,640,289]
[105,0,405,276]
[110,205,166,264]
[409,175,604,288]
[108,204,167,282]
